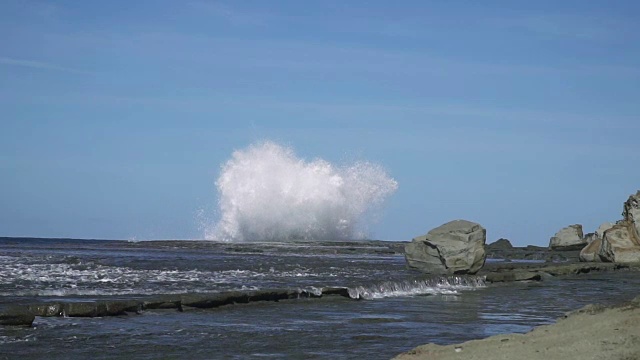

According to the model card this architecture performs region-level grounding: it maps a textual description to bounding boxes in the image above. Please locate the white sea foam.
[205,141,398,241]
[347,276,486,300]
[0,255,345,297]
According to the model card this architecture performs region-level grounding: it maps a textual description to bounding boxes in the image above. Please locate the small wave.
[0,335,36,344]
[0,255,347,297]
[347,276,486,300]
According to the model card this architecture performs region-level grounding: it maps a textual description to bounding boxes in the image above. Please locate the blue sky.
[1,0,639,245]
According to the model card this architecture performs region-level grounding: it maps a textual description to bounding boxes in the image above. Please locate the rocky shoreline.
[2,258,638,327]
[394,294,640,360]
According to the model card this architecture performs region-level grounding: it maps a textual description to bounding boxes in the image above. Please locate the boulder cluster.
[578,191,640,263]
[403,190,640,274]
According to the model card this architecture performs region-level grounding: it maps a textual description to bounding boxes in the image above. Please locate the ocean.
[1,237,639,359]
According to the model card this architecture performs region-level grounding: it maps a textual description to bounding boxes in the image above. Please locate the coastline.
[394,294,640,360]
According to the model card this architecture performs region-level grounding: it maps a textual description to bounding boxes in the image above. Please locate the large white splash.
[205,141,398,241]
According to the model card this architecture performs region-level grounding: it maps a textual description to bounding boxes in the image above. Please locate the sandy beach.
[394,294,640,360]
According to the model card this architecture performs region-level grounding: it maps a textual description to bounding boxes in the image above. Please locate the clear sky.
[1,1,639,245]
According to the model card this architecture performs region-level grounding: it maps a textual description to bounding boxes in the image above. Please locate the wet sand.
[394,294,640,360]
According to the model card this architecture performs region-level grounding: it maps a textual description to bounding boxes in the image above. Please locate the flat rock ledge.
[0,287,353,327]
[394,295,640,360]
[481,262,640,283]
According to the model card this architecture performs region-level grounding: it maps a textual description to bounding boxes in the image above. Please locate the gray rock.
[62,301,141,317]
[485,271,542,282]
[549,224,586,251]
[579,238,603,262]
[486,238,513,250]
[0,307,35,326]
[28,303,63,317]
[63,302,99,317]
[404,219,486,274]
[598,221,640,263]
[144,297,182,310]
[582,232,598,244]
[97,300,142,315]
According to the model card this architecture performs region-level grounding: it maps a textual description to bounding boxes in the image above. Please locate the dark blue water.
[1,238,639,359]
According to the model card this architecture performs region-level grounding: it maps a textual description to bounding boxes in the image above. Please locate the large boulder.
[404,220,486,274]
[597,221,640,263]
[549,224,585,251]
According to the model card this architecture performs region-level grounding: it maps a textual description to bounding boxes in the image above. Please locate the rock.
[181,289,312,310]
[97,300,143,315]
[181,292,251,309]
[623,191,640,236]
[580,191,640,263]
[579,238,602,262]
[582,232,598,244]
[144,297,182,310]
[321,287,351,298]
[28,303,63,317]
[597,221,640,263]
[595,222,614,239]
[0,307,35,326]
[63,302,99,317]
[485,271,542,282]
[404,220,486,275]
[549,224,585,251]
[486,238,513,250]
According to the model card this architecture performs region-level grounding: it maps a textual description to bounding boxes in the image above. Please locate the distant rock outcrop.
[549,224,586,251]
[580,191,640,263]
[404,220,486,275]
[486,238,513,250]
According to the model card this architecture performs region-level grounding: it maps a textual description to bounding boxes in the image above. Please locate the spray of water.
[204,141,398,241]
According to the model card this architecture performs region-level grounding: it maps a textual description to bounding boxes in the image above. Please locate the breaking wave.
[347,276,486,300]
[205,141,398,241]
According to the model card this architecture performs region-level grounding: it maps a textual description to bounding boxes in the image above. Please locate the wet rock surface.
[0,307,35,327]
[480,261,639,283]
[0,288,356,326]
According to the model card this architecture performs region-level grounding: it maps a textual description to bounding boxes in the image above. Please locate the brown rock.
[598,221,640,263]
[579,238,603,262]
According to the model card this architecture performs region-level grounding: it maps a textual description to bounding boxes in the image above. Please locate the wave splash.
[347,276,486,300]
[205,141,398,241]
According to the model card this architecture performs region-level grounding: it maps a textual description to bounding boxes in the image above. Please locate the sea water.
[1,238,640,360]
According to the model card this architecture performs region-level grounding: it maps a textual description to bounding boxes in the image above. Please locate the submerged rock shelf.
[2,262,639,328]
[0,287,354,327]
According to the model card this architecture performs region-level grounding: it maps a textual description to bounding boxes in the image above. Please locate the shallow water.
[1,238,639,359]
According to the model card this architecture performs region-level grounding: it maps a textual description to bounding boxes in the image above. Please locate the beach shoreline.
[394,294,640,360]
